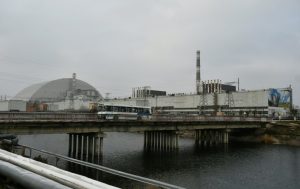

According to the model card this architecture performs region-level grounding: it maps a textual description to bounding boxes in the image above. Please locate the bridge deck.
[0,112,269,134]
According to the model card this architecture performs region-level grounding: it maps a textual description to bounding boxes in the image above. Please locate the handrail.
[0,112,271,122]
[17,144,185,189]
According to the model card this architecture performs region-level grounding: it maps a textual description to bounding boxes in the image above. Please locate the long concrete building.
[102,50,293,118]
[102,87,293,117]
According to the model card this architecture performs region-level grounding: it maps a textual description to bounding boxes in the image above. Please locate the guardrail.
[0,112,98,121]
[0,112,271,122]
[151,115,270,122]
[9,143,185,189]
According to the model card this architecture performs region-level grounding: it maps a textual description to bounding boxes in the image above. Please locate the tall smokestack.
[196,50,202,94]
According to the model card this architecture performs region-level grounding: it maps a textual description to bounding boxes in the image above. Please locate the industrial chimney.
[196,50,202,94]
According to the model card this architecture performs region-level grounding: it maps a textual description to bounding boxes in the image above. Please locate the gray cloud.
[0,0,299,104]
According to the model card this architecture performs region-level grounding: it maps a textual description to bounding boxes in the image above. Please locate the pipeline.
[0,160,72,189]
[0,149,119,189]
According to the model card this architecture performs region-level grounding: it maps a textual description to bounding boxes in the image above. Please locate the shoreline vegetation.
[178,121,300,147]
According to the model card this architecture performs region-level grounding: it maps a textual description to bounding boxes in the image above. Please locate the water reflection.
[17,133,300,189]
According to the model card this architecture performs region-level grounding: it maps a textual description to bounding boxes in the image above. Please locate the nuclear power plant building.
[8,73,102,111]
[103,50,293,118]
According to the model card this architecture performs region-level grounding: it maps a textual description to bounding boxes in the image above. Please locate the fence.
[0,112,98,121]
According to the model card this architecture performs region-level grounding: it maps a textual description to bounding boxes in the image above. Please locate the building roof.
[13,78,102,102]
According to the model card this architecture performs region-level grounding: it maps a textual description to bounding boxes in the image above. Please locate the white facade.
[103,89,289,117]
[104,90,269,109]
[0,100,27,111]
[0,101,8,111]
[219,90,269,107]
[46,99,94,111]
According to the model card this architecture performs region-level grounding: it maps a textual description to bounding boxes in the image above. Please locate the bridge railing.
[151,115,270,122]
[0,112,98,121]
[0,112,270,122]
[4,142,185,189]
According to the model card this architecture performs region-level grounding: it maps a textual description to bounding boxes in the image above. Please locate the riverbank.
[176,121,300,147]
[231,121,300,146]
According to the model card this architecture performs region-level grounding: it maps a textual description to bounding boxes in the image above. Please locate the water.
[17,132,300,189]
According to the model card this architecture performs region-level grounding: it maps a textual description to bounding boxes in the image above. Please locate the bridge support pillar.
[223,130,229,144]
[68,132,104,162]
[78,135,83,159]
[82,135,88,160]
[71,134,77,158]
[144,131,178,152]
[195,129,230,146]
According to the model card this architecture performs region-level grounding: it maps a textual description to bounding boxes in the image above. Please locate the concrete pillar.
[215,131,219,145]
[146,132,150,150]
[155,131,158,151]
[210,130,213,145]
[223,131,229,144]
[144,130,179,152]
[144,132,146,149]
[162,132,165,151]
[203,130,207,146]
[199,130,202,146]
[78,135,83,160]
[83,135,88,160]
[226,132,229,144]
[72,134,77,158]
[195,130,199,145]
[88,135,94,161]
[144,132,148,150]
[213,130,217,145]
[220,131,223,144]
[158,132,161,151]
[171,134,174,150]
[100,137,103,156]
[167,132,170,151]
[94,135,101,157]
[176,134,179,149]
[151,131,154,150]
[68,134,72,157]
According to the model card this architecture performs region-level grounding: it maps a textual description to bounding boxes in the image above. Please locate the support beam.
[72,134,77,158]
[78,135,83,160]
[195,129,230,147]
[83,135,88,161]
[144,131,178,152]
[88,135,94,162]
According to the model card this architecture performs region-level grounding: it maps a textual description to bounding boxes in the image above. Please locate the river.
[17,132,300,189]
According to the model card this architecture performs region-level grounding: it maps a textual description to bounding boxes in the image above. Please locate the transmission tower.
[224,92,235,115]
[199,92,208,115]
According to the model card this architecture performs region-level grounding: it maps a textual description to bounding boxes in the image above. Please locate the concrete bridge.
[0,112,270,158]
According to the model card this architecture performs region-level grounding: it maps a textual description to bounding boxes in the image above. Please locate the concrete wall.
[104,90,269,109]
[9,100,27,111]
[218,90,268,107]
[0,101,26,111]
[0,101,9,111]
[47,99,94,111]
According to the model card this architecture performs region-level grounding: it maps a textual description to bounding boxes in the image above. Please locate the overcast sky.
[0,0,299,105]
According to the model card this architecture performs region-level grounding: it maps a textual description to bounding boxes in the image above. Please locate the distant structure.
[132,87,166,98]
[202,80,236,94]
[0,51,294,118]
[10,73,102,111]
[104,51,293,118]
[196,50,202,94]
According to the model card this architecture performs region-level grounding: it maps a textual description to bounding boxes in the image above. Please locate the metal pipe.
[0,160,72,189]
[0,149,118,189]
[14,145,185,189]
